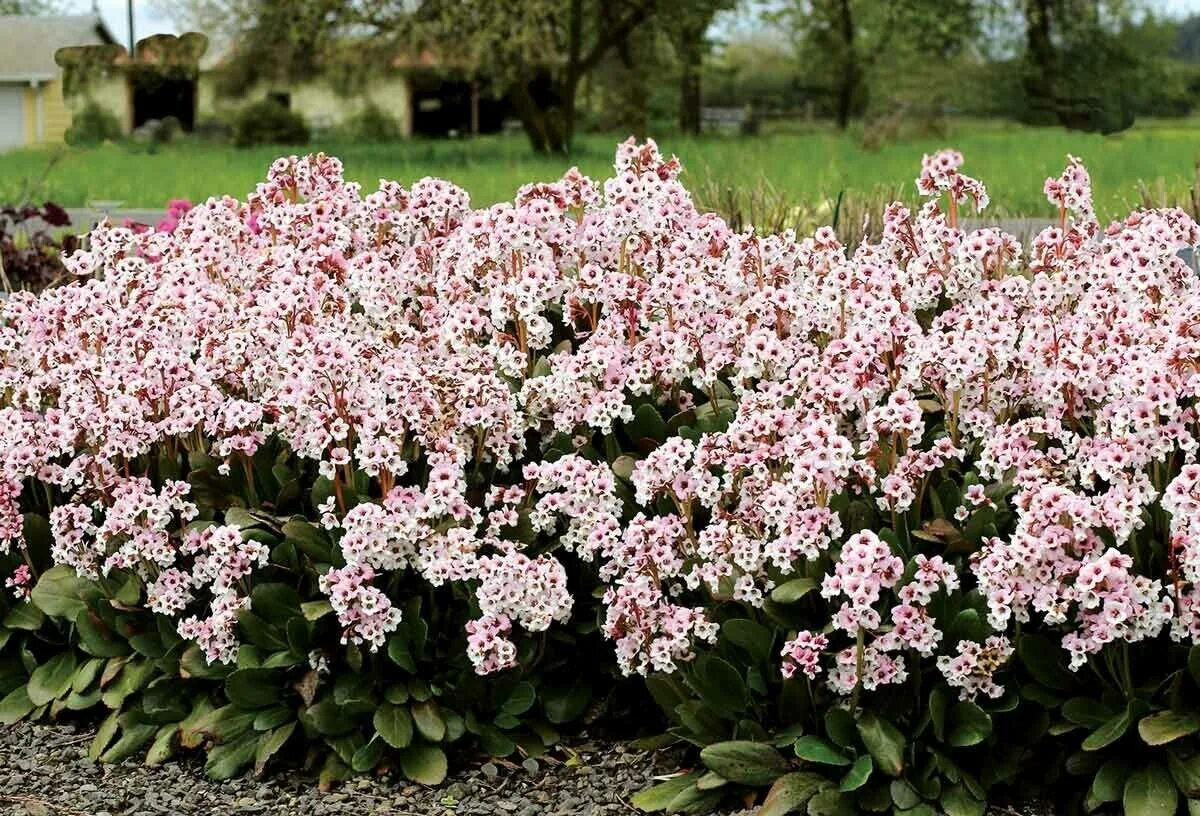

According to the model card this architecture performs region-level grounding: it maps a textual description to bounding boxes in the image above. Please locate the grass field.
[2,119,1199,219]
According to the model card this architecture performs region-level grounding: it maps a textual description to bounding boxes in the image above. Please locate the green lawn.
[2,119,1199,219]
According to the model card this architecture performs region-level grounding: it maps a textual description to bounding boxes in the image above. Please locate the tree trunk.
[1022,0,1058,123]
[678,39,703,135]
[507,79,572,155]
[834,0,859,130]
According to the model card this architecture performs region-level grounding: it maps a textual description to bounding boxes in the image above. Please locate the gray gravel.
[0,722,1057,816]
[0,721,680,816]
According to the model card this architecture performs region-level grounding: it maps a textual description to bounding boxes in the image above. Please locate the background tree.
[668,0,736,134]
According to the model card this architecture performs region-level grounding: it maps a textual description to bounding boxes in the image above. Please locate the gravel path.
[0,722,678,816]
[0,722,1057,816]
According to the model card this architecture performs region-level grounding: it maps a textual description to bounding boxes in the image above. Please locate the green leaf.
[101,659,155,709]
[1083,705,1132,752]
[1124,763,1178,816]
[722,619,773,663]
[225,668,282,710]
[941,784,986,816]
[300,600,333,621]
[824,707,857,748]
[304,698,356,737]
[388,633,418,673]
[857,712,905,777]
[411,700,446,742]
[632,775,699,812]
[145,724,178,767]
[205,733,258,780]
[543,680,590,724]
[374,703,414,749]
[1168,751,1200,798]
[947,701,992,747]
[3,601,44,630]
[1138,711,1200,746]
[759,772,825,816]
[501,682,536,716]
[689,654,746,716]
[100,722,157,763]
[840,755,873,792]
[254,722,295,776]
[0,684,34,725]
[399,743,448,786]
[1018,634,1074,691]
[282,519,331,561]
[793,736,851,766]
[699,740,790,786]
[1091,759,1132,804]
[250,583,302,625]
[808,786,855,816]
[665,784,723,815]
[1062,697,1113,728]
[30,565,90,619]
[89,711,120,759]
[75,608,130,657]
[772,578,818,604]
[352,736,385,773]
[890,779,922,810]
[28,651,77,706]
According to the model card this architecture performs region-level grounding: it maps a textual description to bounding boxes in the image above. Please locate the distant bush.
[64,102,122,146]
[232,99,309,147]
[342,104,403,141]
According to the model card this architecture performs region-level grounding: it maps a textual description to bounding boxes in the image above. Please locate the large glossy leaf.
[374,702,414,749]
[30,565,90,619]
[947,701,992,747]
[254,722,295,776]
[793,736,851,766]
[225,668,282,710]
[1083,705,1132,752]
[205,732,258,780]
[699,740,790,786]
[399,743,448,786]
[411,700,446,742]
[857,712,905,777]
[1138,711,1200,747]
[631,774,699,813]
[770,578,818,605]
[27,651,77,706]
[1018,634,1075,691]
[689,654,746,716]
[100,722,157,764]
[840,755,873,792]
[0,684,34,725]
[722,619,773,664]
[1124,764,1178,816]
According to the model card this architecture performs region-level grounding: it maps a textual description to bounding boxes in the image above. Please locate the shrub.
[2,142,1200,815]
[232,100,309,148]
[341,104,402,142]
[64,102,122,146]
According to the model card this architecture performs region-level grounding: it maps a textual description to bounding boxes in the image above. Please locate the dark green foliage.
[64,101,122,146]
[233,100,310,148]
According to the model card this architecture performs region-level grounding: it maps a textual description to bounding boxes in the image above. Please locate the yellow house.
[0,14,119,151]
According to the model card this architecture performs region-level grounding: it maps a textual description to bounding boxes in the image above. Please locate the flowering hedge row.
[2,140,1200,815]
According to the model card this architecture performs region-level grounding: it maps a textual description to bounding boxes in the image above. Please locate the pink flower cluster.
[2,138,1199,702]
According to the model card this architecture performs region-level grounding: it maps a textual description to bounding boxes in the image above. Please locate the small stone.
[520,758,539,774]
[481,762,499,779]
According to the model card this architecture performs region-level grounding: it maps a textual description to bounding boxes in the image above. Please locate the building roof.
[0,14,117,83]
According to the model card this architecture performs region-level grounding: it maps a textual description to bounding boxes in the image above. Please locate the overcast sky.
[73,0,1200,52]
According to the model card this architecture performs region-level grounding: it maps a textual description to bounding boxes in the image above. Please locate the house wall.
[65,73,134,134]
[197,74,413,137]
[21,85,36,144]
[19,79,86,144]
